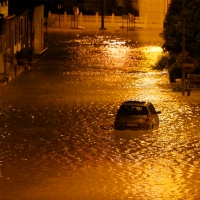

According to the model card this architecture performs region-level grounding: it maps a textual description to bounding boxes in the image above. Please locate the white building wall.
[139,0,170,25]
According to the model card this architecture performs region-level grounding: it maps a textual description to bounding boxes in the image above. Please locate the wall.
[47,12,162,29]
[0,3,45,74]
[0,0,8,17]
[34,4,44,54]
[0,11,30,73]
[0,0,8,72]
[47,0,172,29]
[138,0,170,25]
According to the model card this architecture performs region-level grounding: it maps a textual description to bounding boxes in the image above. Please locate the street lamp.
[58,4,61,28]
[182,0,185,95]
[99,0,107,30]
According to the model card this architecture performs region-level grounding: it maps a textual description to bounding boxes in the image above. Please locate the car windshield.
[118,105,148,115]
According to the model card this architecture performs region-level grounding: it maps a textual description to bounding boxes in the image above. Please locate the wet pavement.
[1,28,200,200]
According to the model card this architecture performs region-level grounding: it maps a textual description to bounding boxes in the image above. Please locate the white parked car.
[114,101,161,130]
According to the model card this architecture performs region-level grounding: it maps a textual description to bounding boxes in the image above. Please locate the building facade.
[138,0,171,25]
[33,5,44,54]
[0,1,44,73]
[0,0,8,17]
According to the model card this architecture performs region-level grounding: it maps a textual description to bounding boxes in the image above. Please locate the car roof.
[121,101,150,106]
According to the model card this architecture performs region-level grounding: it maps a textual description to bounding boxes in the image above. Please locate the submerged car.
[114,101,161,130]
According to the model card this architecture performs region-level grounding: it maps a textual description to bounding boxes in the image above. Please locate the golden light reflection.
[140,45,163,67]
[106,46,130,59]
[34,156,199,200]
[142,45,163,53]
[127,161,185,199]
[103,40,126,45]
[112,156,198,200]
[125,45,165,101]
[103,42,131,69]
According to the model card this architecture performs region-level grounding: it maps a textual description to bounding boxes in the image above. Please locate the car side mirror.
[156,111,161,114]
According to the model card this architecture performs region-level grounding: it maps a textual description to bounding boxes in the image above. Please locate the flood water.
[1,29,200,200]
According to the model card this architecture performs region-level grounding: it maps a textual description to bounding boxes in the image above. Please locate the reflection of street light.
[58,4,61,28]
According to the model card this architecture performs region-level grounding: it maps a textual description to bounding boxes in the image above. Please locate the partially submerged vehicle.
[114,101,161,130]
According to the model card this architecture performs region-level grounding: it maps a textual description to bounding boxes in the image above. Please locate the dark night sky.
[8,0,45,15]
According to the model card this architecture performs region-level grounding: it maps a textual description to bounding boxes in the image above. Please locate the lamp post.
[58,4,61,28]
[99,0,107,30]
[182,0,185,95]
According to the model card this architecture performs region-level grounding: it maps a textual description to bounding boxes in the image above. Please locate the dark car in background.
[114,101,161,130]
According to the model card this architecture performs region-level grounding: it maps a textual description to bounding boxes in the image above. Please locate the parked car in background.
[114,101,161,130]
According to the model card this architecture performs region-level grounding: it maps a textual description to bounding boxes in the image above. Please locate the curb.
[0,67,24,89]
[0,47,48,89]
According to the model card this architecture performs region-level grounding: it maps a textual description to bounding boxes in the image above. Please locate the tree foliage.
[161,0,200,58]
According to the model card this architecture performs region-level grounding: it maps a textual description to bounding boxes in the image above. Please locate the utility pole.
[99,0,107,30]
[182,0,185,95]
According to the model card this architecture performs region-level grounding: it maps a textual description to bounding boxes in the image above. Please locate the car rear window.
[118,105,148,115]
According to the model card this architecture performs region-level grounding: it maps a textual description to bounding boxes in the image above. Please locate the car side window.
[148,103,156,114]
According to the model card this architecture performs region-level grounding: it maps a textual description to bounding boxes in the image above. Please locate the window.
[118,105,148,115]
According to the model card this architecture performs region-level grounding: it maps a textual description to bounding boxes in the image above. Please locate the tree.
[161,0,200,59]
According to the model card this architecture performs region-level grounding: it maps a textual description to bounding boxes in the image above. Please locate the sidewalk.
[0,65,24,88]
[0,47,48,89]
[0,61,36,89]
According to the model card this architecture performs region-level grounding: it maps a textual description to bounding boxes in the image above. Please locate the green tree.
[161,0,200,59]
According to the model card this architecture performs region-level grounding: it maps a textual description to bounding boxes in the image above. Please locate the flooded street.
[1,29,200,200]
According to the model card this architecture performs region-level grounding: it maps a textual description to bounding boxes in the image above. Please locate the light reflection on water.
[1,31,200,200]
